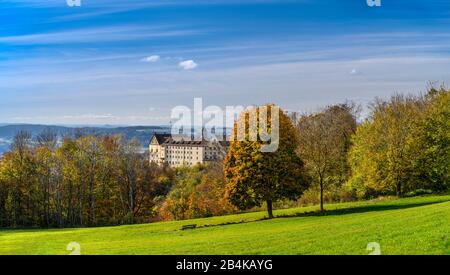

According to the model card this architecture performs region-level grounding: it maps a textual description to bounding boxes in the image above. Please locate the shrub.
[403,189,434,197]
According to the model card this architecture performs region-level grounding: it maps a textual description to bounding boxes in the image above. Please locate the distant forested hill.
[0,124,171,154]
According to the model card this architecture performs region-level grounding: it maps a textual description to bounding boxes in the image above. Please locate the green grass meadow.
[0,195,449,255]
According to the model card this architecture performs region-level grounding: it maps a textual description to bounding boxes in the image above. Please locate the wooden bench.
[181,224,197,230]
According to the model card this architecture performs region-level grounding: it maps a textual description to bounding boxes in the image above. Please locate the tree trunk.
[68,181,73,227]
[319,176,324,212]
[396,182,402,196]
[88,173,95,226]
[266,200,274,219]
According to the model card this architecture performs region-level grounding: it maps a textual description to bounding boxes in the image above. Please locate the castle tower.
[202,126,207,141]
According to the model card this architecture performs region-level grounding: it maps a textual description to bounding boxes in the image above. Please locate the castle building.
[149,129,229,167]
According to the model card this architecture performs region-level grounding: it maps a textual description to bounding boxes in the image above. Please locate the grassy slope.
[0,195,449,255]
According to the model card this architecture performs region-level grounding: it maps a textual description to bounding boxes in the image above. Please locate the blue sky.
[1,0,450,125]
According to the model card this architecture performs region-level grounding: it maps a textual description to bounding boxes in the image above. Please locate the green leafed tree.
[296,103,358,211]
[347,90,448,198]
[414,87,450,190]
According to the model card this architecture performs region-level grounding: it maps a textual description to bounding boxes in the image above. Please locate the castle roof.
[152,133,172,144]
[162,139,229,147]
[151,133,229,147]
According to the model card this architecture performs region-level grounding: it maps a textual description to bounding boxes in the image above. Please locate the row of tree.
[0,86,448,226]
[348,87,449,198]
[0,133,172,228]
[223,86,449,217]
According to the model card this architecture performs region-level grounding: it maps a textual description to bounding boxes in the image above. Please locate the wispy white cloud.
[0,25,204,45]
[10,113,171,125]
[1,0,64,8]
[5,0,306,8]
[178,60,198,70]
[2,54,449,125]
[3,0,309,23]
[2,28,450,125]
[142,55,161,62]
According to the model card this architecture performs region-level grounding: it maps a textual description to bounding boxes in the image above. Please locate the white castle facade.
[149,128,229,167]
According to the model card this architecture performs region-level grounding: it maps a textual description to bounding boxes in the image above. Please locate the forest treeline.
[296,86,449,208]
[0,86,448,227]
[0,134,176,228]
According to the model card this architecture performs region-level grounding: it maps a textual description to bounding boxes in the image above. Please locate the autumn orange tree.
[224,104,309,218]
[159,163,234,220]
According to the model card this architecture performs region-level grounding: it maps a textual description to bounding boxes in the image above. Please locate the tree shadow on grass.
[197,198,449,230]
[276,200,449,219]
[2,197,448,232]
